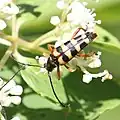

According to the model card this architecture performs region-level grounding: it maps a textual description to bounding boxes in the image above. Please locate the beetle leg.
[48,44,55,54]
[57,64,61,80]
[71,28,82,39]
[77,51,95,58]
[64,64,74,72]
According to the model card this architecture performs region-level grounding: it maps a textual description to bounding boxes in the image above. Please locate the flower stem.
[0,32,49,54]
[32,22,76,47]
[0,13,18,70]
[0,46,13,70]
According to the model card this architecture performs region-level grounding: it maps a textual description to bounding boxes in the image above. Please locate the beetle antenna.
[0,65,25,120]
[48,72,67,107]
[11,54,44,68]
[0,65,25,91]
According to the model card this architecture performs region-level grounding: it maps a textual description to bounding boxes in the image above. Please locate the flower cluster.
[68,51,112,83]
[66,1,101,31]
[37,0,113,83]
[0,0,19,30]
[0,78,23,120]
[50,0,101,32]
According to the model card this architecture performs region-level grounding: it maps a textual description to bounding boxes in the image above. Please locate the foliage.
[0,0,120,120]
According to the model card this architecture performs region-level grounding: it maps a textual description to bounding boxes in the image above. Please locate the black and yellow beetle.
[12,27,97,107]
[42,27,97,107]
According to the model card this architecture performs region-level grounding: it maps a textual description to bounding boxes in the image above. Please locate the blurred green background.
[1,0,120,120]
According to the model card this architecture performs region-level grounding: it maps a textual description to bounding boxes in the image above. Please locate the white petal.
[0,19,7,30]
[70,1,85,13]
[11,116,20,120]
[97,51,102,56]
[56,0,65,9]
[1,80,16,92]
[0,0,12,9]
[0,90,5,102]
[101,71,113,82]
[82,74,93,83]
[1,3,19,14]
[10,3,19,14]
[1,6,10,13]
[11,96,21,105]
[88,58,101,68]
[67,13,73,21]
[36,56,48,73]
[96,20,101,24]
[38,56,48,65]
[40,68,47,73]
[9,85,23,95]
[50,16,60,26]
[67,1,100,29]
[2,96,12,107]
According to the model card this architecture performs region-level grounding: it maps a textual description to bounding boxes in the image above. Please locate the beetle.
[41,28,97,107]
[11,27,97,107]
[45,28,97,79]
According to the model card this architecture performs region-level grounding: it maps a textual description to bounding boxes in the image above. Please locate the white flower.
[0,0,12,9]
[87,51,102,68]
[83,73,93,83]
[101,70,113,82]
[82,69,113,83]
[1,3,19,15]
[68,51,112,83]
[0,78,23,110]
[68,51,102,70]
[50,16,60,26]
[67,1,101,31]
[56,0,65,9]
[35,56,48,73]
[0,1,19,30]
[0,19,7,30]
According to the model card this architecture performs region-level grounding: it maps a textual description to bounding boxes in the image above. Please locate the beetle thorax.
[46,54,58,72]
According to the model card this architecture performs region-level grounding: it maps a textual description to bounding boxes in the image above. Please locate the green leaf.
[97,105,120,120]
[23,93,61,109]
[63,71,120,120]
[96,3,120,23]
[91,24,120,57]
[16,0,61,35]
[20,57,68,104]
[95,26,120,45]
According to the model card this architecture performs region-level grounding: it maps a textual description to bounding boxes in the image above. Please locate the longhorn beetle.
[12,27,97,107]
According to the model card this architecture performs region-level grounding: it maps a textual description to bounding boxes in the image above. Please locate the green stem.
[0,21,77,55]
[32,27,58,47]
[0,15,18,70]
[12,15,17,37]
[0,46,13,70]
[32,22,75,47]
[0,32,49,54]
